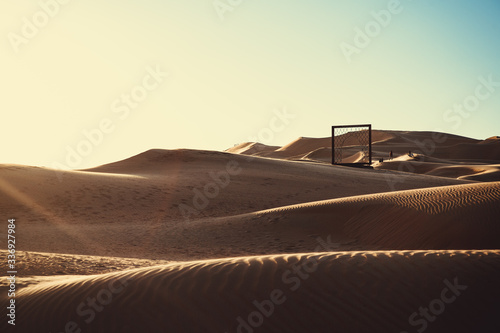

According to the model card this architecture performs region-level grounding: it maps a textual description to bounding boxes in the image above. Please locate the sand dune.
[225,130,500,181]
[0,250,172,297]
[4,250,499,333]
[0,150,472,260]
[3,173,492,262]
[227,131,395,160]
[275,136,332,158]
[374,154,500,182]
[301,147,332,163]
[187,182,500,256]
[0,250,172,277]
[3,130,499,332]
[226,142,281,155]
[428,164,500,182]
[229,130,486,160]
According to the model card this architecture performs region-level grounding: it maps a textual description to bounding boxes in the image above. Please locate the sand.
[1,130,499,332]
[229,130,500,181]
[5,251,500,332]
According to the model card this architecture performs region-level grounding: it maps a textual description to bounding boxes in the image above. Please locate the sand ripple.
[5,250,499,333]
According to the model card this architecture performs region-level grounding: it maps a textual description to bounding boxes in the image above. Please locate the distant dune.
[228,130,500,181]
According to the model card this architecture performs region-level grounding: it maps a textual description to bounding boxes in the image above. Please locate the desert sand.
[1,130,500,332]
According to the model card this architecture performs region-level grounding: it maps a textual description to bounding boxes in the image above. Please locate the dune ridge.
[5,250,500,333]
[193,181,500,255]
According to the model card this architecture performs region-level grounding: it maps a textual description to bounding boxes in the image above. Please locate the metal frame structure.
[331,124,372,167]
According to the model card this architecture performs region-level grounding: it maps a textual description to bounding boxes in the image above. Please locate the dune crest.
[6,250,500,333]
[197,181,500,254]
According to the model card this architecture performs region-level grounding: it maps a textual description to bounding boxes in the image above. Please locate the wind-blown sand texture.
[4,251,500,333]
[1,130,499,332]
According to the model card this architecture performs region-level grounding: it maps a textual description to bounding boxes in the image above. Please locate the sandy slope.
[359,132,500,181]
[373,154,500,182]
[0,150,471,260]
[3,250,499,333]
[0,250,172,295]
[0,250,173,277]
[1,162,498,261]
[181,182,500,258]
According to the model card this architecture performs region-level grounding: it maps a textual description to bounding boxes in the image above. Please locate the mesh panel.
[332,125,371,165]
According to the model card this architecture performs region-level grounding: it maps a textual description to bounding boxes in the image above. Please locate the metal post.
[331,126,335,165]
[368,124,372,165]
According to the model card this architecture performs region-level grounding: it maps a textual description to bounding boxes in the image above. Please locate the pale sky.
[1,0,499,169]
